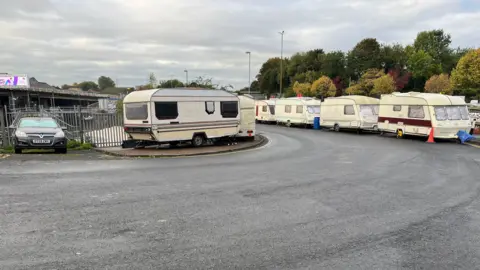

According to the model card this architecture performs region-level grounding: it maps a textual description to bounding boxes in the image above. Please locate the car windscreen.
[19,119,58,128]
[125,103,148,120]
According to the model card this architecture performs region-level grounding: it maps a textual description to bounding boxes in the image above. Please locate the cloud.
[0,0,479,89]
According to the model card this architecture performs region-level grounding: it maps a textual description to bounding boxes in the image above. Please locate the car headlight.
[15,131,27,137]
[54,131,65,138]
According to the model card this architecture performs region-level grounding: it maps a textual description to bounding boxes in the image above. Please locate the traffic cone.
[426,128,435,143]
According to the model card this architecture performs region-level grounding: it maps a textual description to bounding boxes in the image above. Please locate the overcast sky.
[1,0,479,89]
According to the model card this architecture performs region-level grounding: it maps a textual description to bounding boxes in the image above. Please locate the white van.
[320,95,380,132]
[122,88,240,147]
[275,97,321,127]
[237,95,255,139]
[378,92,471,139]
[255,99,276,123]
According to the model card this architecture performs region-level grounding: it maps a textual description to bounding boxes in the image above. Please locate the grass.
[0,140,93,154]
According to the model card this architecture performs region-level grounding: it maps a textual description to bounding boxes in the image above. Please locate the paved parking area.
[0,126,479,269]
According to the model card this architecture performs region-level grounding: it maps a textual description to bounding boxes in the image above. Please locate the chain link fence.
[1,106,127,148]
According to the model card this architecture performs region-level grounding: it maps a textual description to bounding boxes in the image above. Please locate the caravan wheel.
[333,124,340,132]
[192,134,205,147]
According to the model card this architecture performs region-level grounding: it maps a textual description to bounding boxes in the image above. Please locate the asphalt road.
[1,125,479,270]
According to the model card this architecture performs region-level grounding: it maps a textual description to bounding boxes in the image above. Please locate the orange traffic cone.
[426,127,435,143]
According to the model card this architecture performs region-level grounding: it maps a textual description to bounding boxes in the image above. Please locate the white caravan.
[237,95,256,139]
[320,95,380,132]
[255,99,276,123]
[378,92,471,139]
[122,88,240,146]
[275,97,321,126]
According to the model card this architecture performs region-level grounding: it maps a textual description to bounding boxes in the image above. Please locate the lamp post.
[279,30,284,97]
[184,69,188,86]
[245,51,251,94]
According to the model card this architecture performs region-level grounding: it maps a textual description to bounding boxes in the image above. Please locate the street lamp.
[245,51,251,94]
[184,69,188,86]
[279,30,285,97]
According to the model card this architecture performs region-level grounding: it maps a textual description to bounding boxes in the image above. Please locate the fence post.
[78,106,84,144]
[0,105,7,148]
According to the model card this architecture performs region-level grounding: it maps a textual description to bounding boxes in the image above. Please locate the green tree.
[78,81,98,91]
[116,98,123,114]
[256,57,288,96]
[371,74,396,96]
[98,76,116,90]
[424,74,452,95]
[451,48,480,100]
[158,79,184,88]
[311,76,337,97]
[407,50,442,84]
[347,38,382,80]
[321,51,347,79]
[345,69,384,96]
[380,44,408,72]
[61,84,70,90]
[413,29,452,72]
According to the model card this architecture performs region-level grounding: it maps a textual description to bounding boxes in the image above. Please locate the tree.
[347,38,382,80]
[407,50,442,83]
[413,29,452,72]
[148,73,157,88]
[78,81,98,91]
[380,44,408,72]
[116,98,123,114]
[424,74,452,95]
[61,84,70,90]
[345,69,384,96]
[256,57,288,96]
[292,81,312,96]
[451,49,480,100]
[98,76,116,90]
[371,74,396,96]
[311,76,337,97]
[388,69,411,91]
[158,79,184,88]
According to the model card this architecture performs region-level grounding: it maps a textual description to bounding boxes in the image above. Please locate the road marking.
[466,143,480,149]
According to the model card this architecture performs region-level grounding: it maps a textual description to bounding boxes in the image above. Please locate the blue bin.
[313,117,320,130]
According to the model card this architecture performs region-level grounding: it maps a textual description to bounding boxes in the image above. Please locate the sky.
[1,0,479,89]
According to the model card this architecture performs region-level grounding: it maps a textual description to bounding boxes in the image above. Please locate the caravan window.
[220,101,238,118]
[459,106,469,120]
[446,106,461,120]
[296,105,303,114]
[393,105,402,111]
[125,103,148,120]
[434,106,447,121]
[408,106,425,119]
[155,102,178,120]
[262,106,268,112]
[205,101,215,114]
[344,105,355,115]
[307,106,320,114]
[269,105,275,115]
[285,105,291,113]
[359,105,377,116]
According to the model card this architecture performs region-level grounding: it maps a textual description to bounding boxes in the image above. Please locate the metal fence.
[0,106,127,148]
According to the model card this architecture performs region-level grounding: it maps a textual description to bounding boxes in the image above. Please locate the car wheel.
[14,148,22,154]
[191,135,204,147]
[334,124,340,132]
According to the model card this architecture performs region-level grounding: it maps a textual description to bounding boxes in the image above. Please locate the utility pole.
[245,51,251,94]
[279,31,285,97]
[184,69,188,86]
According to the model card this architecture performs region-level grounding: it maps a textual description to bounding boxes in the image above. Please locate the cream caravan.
[237,95,256,139]
[122,88,240,147]
[378,92,471,139]
[275,97,321,126]
[255,99,276,123]
[320,95,380,132]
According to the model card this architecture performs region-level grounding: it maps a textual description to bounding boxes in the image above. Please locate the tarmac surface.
[0,125,479,269]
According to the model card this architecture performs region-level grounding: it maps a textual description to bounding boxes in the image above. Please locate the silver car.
[13,117,68,154]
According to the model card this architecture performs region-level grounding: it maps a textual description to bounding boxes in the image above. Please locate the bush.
[67,140,81,149]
